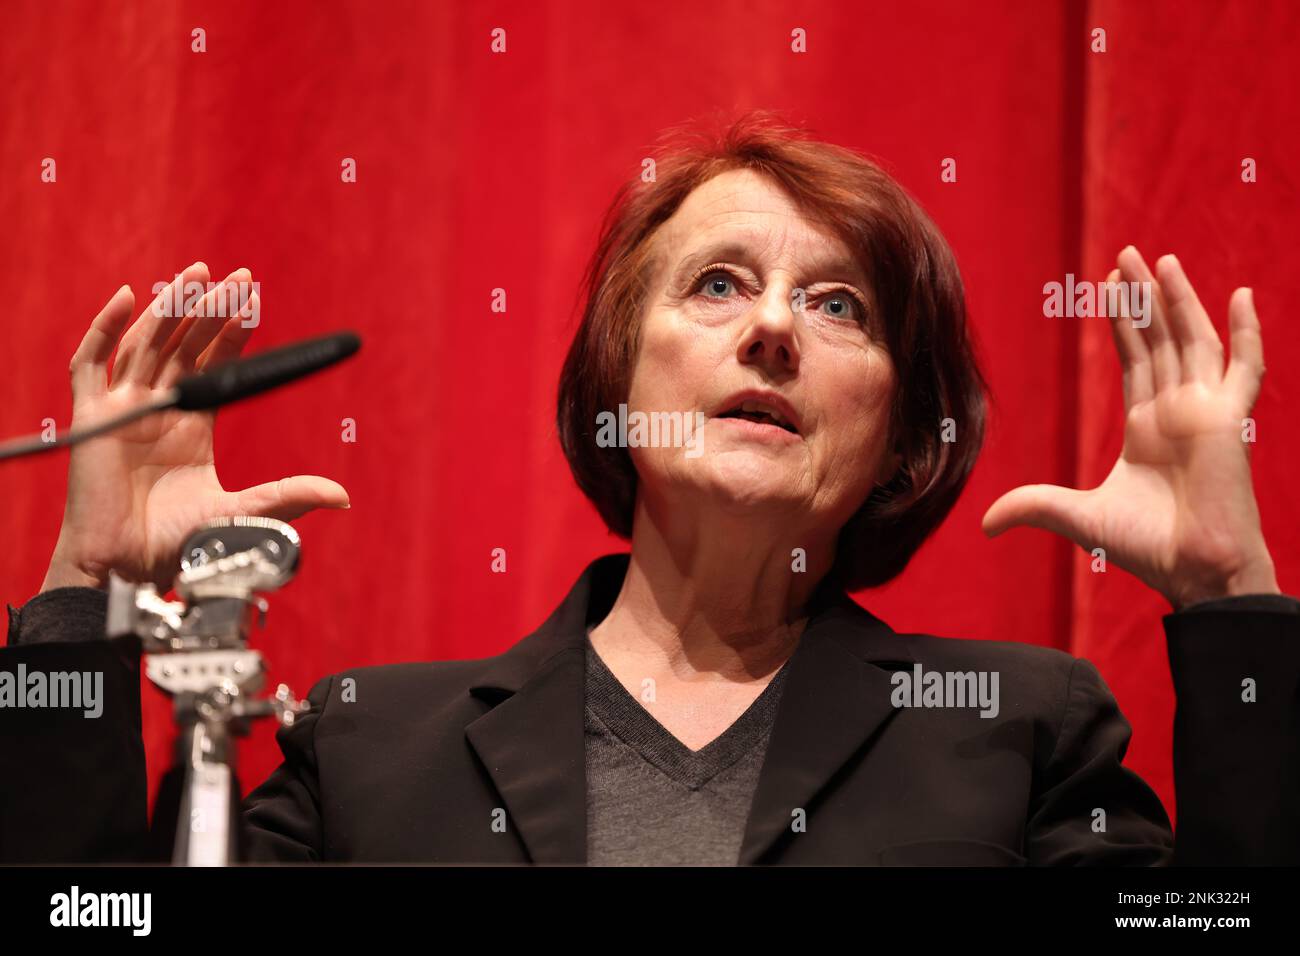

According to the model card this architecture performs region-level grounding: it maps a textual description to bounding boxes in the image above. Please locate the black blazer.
[3,553,1298,865]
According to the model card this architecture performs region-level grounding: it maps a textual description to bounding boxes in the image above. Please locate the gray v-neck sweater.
[583,632,793,866]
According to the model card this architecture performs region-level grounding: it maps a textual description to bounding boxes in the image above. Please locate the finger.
[70,284,135,400]
[228,476,351,523]
[1103,267,1154,407]
[195,291,259,370]
[154,268,252,389]
[1224,287,1264,410]
[982,483,1095,547]
[111,261,210,387]
[1154,253,1224,383]
[1117,246,1180,392]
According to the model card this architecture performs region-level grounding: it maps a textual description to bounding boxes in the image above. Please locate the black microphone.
[174,331,361,411]
[0,331,362,462]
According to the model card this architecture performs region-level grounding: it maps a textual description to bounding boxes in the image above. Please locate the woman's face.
[626,168,898,534]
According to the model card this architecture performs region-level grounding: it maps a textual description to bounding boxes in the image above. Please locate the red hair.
[557,110,986,590]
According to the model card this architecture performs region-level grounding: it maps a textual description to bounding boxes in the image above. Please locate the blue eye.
[700,272,736,298]
[821,295,854,319]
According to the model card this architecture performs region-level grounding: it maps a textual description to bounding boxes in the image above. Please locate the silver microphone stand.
[105,516,310,866]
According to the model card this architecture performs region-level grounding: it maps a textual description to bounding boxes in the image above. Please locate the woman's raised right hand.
[41,262,350,594]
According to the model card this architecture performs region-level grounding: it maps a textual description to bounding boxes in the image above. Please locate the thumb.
[228,475,350,523]
[981,483,1094,544]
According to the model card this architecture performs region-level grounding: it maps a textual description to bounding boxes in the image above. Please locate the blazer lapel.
[463,553,915,866]
[737,590,916,865]
[464,645,586,862]
[463,554,625,863]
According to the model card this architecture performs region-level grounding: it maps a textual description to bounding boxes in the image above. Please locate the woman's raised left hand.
[982,246,1279,610]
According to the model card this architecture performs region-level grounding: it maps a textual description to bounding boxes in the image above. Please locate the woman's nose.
[736,284,801,376]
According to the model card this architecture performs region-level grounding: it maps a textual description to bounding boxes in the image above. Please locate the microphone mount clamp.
[106,516,309,865]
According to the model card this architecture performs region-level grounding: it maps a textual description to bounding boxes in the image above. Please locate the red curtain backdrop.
[2,0,1296,823]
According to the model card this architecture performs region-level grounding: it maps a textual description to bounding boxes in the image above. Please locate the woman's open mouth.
[713,399,802,443]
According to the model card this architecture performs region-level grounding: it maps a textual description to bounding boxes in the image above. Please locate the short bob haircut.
[557,110,986,591]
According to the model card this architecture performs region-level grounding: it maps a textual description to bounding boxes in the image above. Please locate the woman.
[7,113,1297,865]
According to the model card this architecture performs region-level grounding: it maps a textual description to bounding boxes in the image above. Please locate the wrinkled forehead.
[648,169,871,292]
